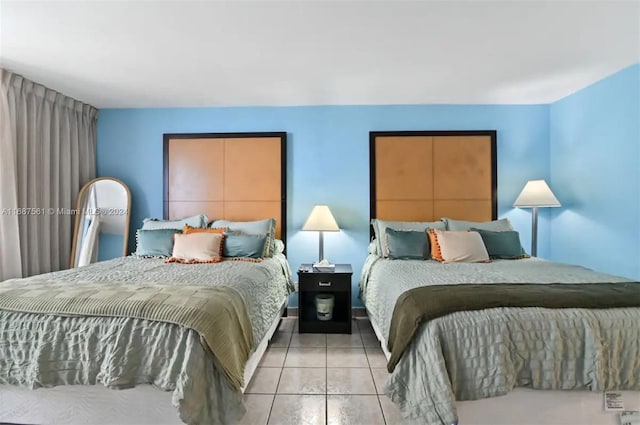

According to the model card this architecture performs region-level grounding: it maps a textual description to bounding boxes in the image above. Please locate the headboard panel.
[370,131,496,224]
[163,132,287,240]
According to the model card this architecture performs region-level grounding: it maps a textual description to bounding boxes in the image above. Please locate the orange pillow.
[426,229,444,262]
[183,224,226,234]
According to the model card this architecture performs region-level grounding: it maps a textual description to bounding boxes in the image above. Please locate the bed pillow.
[211,218,276,257]
[471,228,528,259]
[385,228,431,260]
[368,240,379,256]
[223,233,268,259]
[274,239,285,255]
[167,233,224,264]
[142,214,208,230]
[183,224,226,234]
[427,229,489,263]
[442,217,514,232]
[134,228,182,258]
[372,219,446,257]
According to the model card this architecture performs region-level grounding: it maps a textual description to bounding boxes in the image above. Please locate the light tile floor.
[237,317,412,425]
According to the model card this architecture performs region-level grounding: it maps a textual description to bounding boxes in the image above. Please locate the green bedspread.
[0,280,253,391]
[0,254,292,424]
[387,281,640,373]
[361,256,640,424]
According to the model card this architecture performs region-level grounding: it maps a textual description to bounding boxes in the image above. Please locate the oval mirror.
[70,177,131,268]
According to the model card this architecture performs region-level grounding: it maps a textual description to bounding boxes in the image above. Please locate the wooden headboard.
[163,132,287,241]
[370,131,497,224]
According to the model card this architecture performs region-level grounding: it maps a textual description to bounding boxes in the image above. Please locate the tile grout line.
[263,393,277,425]
[370,356,388,425]
[264,318,294,425]
[360,317,389,425]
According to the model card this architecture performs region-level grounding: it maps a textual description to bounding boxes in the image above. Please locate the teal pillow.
[372,218,445,257]
[444,218,513,231]
[471,228,528,259]
[212,218,276,257]
[223,233,268,259]
[135,228,182,258]
[142,214,208,230]
[385,228,430,260]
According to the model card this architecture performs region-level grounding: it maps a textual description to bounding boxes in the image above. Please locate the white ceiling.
[1,1,638,108]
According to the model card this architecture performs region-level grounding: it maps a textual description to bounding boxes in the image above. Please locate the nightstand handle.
[318,281,332,287]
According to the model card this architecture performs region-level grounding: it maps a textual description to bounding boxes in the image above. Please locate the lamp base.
[531,206,538,257]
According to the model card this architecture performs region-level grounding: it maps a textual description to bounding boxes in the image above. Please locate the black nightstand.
[297,264,353,334]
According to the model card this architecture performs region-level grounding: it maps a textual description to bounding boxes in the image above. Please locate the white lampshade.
[302,205,340,231]
[513,180,561,208]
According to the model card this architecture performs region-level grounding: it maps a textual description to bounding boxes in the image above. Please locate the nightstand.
[297,264,353,334]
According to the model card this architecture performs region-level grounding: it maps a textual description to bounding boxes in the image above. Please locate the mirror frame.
[70,177,132,268]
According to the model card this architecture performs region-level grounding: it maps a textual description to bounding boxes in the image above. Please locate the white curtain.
[0,68,97,280]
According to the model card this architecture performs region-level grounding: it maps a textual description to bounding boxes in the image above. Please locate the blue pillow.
[470,228,528,259]
[223,233,268,259]
[385,228,430,260]
[372,218,445,258]
[211,218,276,257]
[142,214,208,230]
[135,228,182,258]
[444,218,513,231]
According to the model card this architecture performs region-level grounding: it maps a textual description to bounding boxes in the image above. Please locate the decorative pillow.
[372,219,446,257]
[142,214,208,230]
[385,228,430,260]
[471,228,528,259]
[427,229,489,263]
[274,239,285,255]
[183,224,226,234]
[368,240,379,256]
[427,229,444,262]
[166,233,224,264]
[442,217,514,232]
[223,233,268,259]
[211,218,276,257]
[134,228,182,258]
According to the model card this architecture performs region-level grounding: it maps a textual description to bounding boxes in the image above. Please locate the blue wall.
[97,104,550,306]
[550,64,640,280]
[98,234,125,262]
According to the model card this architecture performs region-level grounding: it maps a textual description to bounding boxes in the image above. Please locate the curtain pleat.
[0,68,97,280]
[42,94,53,272]
[0,70,22,280]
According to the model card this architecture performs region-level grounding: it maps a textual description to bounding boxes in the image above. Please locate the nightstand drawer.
[299,273,350,292]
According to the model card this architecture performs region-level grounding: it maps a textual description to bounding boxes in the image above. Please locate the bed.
[364,131,640,425]
[0,132,291,425]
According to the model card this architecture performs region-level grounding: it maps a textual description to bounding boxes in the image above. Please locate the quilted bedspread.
[0,254,292,425]
[360,256,640,425]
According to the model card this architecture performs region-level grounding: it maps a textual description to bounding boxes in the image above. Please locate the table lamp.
[513,179,561,257]
[302,205,340,270]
